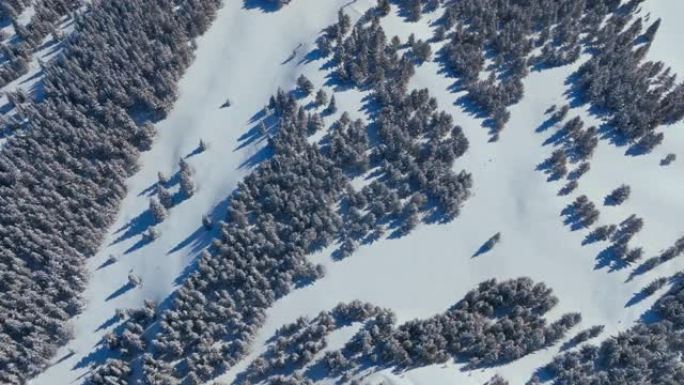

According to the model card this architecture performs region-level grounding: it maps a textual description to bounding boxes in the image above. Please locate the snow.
[217,4,684,385]
[30,0,373,384]
[27,1,684,385]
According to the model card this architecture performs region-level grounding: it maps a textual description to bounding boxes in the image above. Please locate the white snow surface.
[29,1,684,385]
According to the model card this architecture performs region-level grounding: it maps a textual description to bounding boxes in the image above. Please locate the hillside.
[0,1,682,385]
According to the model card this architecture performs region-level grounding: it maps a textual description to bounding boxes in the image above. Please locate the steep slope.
[30,1,364,384]
[25,1,684,385]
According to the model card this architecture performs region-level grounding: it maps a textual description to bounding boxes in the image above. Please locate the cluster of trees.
[87,10,476,384]
[0,0,32,18]
[391,0,440,22]
[558,161,590,195]
[485,375,510,385]
[436,0,684,148]
[562,195,600,229]
[437,0,613,139]
[559,117,599,162]
[0,0,223,383]
[539,115,598,195]
[233,278,580,385]
[241,301,388,384]
[358,278,580,369]
[0,0,81,89]
[100,301,156,359]
[319,12,414,89]
[635,236,684,276]
[573,4,684,150]
[609,214,645,264]
[542,149,569,181]
[372,87,472,222]
[544,281,684,385]
[584,213,648,266]
[561,325,604,350]
[136,107,349,383]
[584,214,646,266]
[320,14,473,223]
[331,278,578,371]
[85,359,131,385]
[585,224,617,244]
[407,34,431,64]
[152,156,198,233]
[639,276,669,298]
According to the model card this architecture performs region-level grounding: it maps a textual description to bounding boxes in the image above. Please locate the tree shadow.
[639,308,662,325]
[582,231,606,246]
[541,126,569,146]
[235,109,278,151]
[95,313,123,332]
[624,290,651,308]
[624,142,652,157]
[627,259,658,282]
[19,68,44,85]
[48,349,76,368]
[105,282,136,302]
[249,107,267,123]
[111,210,155,246]
[282,43,302,65]
[593,245,628,272]
[528,365,556,384]
[137,181,157,197]
[298,47,326,66]
[560,205,590,231]
[557,181,578,196]
[603,195,621,207]
[168,193,232,256]
[96,257,117,270]
[472,240,496,258]
[71,310,138,372]
[72,345,110,370]
[239,145,273,170]
[242,0,283,13]
[123,232,156,255]
[185,144,205,159]
[535,115,561,133]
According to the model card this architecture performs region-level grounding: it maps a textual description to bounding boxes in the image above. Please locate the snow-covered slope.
[29,1,684,385]
[0,10,76,148]
[30,1,369,383]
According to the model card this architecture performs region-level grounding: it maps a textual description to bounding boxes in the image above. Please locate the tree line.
[0,0,222,383]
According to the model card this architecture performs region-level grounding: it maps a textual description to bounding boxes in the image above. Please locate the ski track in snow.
[29,1,684,384]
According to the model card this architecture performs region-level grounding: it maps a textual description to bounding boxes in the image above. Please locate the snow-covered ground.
[28,1,684,385]
[30,0,372,384]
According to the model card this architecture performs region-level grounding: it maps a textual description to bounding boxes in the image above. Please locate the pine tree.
[158,171,169,185]
[297,75,314,96]
[377,0,390,16]
[158,186,173,208]
[315,89,328,107]
[149,197,167,223]
[202,215,213,230]
[180,171,195,198]
[327,95,338,114]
